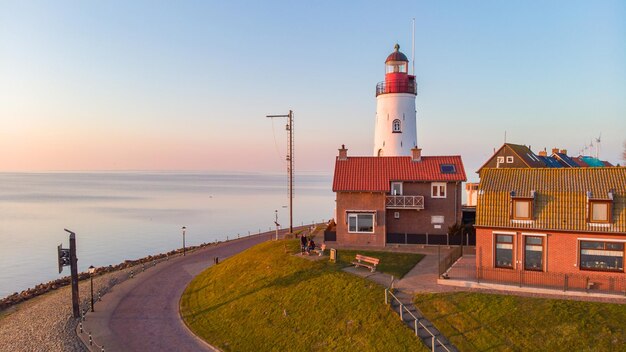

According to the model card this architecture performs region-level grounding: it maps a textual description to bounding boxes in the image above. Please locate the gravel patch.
[0,268,137,351]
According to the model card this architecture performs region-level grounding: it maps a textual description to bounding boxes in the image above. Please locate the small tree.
[448,222,463,236]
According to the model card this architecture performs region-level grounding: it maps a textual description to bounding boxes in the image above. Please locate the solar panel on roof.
[440,164,456,174]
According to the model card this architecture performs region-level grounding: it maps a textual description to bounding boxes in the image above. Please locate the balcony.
[376,80,417,96]
[386,195,424,209]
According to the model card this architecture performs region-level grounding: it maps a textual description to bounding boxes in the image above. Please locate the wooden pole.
[288,110,293,234]
[67,231,80,318]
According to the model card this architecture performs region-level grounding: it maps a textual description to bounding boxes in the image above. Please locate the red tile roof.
[333,156,466,192]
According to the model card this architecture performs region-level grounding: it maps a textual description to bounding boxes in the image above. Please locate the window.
[512,199,533,220]
[391,182,403,195]
[431,182,446,198]
[440,164,456,174]
[497,156,505,164]
[506,156,514,163]
[589,201,611,223]
[392,119,401,133]
[580,241,624,272]
[495,234,514,268]
[524,236,543,271]
[347,213,374,233]
[386,62,407,73]
[431,215,444,224]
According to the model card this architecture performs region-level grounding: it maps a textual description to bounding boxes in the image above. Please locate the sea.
[0,172,333,298]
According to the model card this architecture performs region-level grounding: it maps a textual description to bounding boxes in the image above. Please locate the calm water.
[0,172,333,298]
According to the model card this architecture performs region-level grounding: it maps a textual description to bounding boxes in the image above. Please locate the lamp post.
[274,210,280,241]
[88,265,95,312]
[182,226,186,256]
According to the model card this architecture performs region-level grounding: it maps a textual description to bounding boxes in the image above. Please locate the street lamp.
[88,265,95,312]
[274,210,280,241]
[182,226,186,256]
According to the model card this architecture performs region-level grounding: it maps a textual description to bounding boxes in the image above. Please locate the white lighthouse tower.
[373,44,417,156]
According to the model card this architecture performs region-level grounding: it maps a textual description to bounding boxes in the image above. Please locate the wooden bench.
[351,254,380,272]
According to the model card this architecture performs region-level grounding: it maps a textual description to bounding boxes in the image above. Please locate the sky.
[1,1,624,181]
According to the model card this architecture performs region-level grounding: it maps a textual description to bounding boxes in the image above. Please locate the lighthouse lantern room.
[373,44,417,157]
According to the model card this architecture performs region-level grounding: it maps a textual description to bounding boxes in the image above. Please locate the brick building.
[331,146,466,247]
[475,168,626,290]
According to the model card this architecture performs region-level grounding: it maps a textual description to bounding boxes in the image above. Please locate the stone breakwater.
[0,241,223,351]
[0,242,219,311]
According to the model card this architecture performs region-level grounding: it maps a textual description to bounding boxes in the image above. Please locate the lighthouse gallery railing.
[376,81,417,96]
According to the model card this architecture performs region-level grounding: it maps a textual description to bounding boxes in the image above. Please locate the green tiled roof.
[476,168,626,234]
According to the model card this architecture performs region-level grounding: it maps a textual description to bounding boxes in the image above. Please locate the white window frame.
[506,156,514,163]
[431,182,447,198]
[347,213,375,233]
[391,182,403,195]
[392,119,401,133]
[497,156,505,164]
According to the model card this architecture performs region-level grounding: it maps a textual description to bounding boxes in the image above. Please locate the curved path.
[81,229,298,351]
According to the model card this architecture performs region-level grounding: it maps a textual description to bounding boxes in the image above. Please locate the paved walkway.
[80,230,294,351]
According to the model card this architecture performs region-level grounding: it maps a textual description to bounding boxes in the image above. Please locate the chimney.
[551,148,559,155]
[538,150,547,157]
[411,147,422,162]
[338,144,348,160]
[560,149,567,155]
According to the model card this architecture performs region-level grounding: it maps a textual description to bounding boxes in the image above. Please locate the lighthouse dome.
[385,43,408,63]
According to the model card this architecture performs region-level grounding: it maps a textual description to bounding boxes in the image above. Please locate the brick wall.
[336,192,386,247]
[476,227,626,279]
[386,181,462,235]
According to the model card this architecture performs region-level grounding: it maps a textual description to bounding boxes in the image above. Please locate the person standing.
[300,234,307,254]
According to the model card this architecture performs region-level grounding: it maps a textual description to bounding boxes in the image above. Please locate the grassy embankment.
[181,240,427,351]
[415,292,626,351]
[334,249,424,279]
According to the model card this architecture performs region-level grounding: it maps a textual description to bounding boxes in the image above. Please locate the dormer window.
[586,191,613,224]
[392,119,401,133]
[589,200,611,223]
[512,199,533,220]
[510,191,535,221]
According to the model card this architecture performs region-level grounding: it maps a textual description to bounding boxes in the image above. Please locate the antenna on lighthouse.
[411,18,415,75]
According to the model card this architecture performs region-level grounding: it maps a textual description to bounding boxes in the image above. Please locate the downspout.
[455,182,459,223]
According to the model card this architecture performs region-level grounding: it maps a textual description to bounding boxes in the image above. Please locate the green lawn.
[414,292,626,351]
[180,240,427,352]
[334,249,424,279]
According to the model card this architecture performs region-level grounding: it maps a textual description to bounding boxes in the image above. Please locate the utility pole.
[266,110,294,234]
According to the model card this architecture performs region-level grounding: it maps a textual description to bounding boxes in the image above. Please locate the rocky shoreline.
[0,241,219,311]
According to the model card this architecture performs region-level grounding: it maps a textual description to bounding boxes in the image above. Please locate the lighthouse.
[373,44,417,157]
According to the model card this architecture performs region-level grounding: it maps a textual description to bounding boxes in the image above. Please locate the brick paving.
[80,230,295,352]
